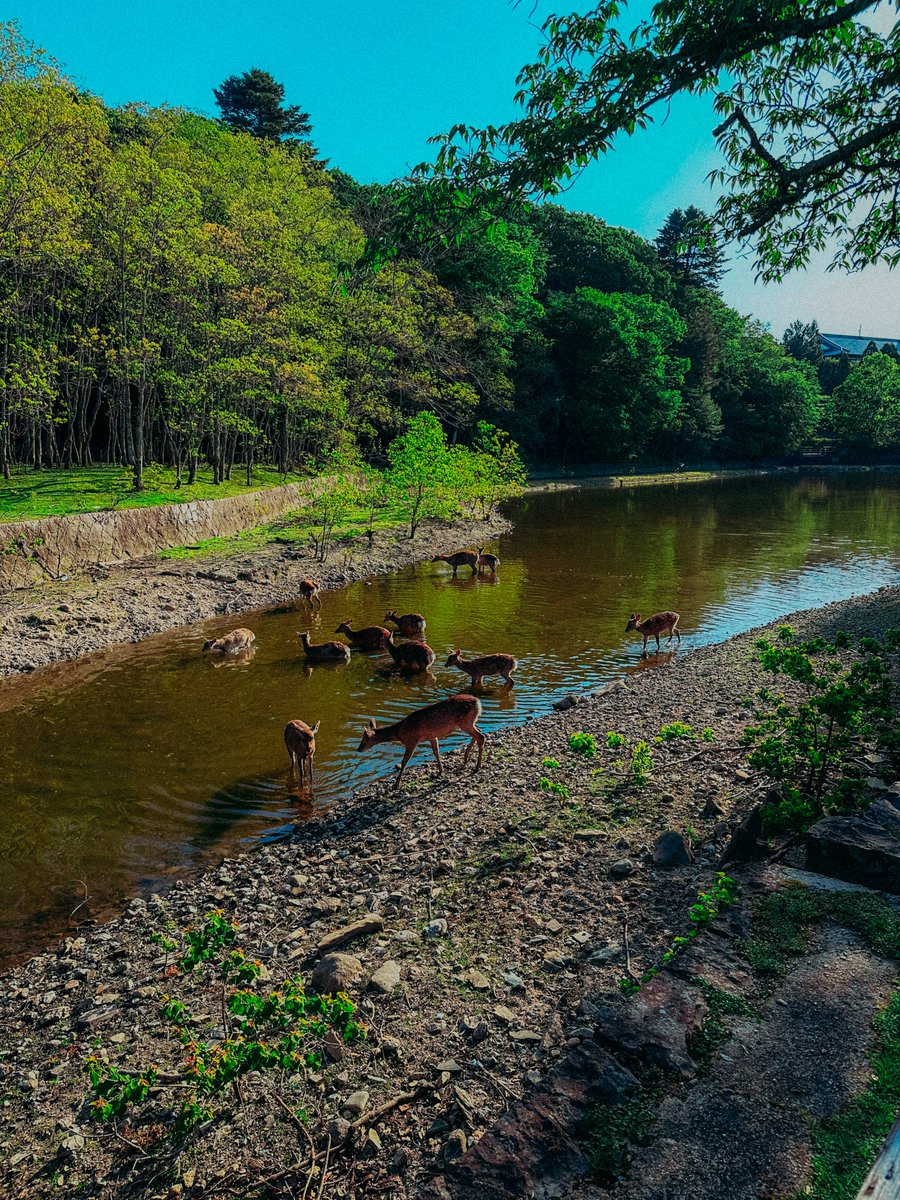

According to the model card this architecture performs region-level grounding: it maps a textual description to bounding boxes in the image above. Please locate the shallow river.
[1,471,899,965]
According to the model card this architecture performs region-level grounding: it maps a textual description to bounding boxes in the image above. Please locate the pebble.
[368,961,402,994]
[343,1090,370,1116]
[422,918,449,939]
[609,859,634,879]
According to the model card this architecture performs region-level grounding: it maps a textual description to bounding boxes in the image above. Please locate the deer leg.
[469,730,485,769]
[308,757,314,785]
[394,746,415,789]
[470,565,477,576]
[655,632,661,650]
[503,671,514,687]
[430,739,443,775]
[674,625,681,643]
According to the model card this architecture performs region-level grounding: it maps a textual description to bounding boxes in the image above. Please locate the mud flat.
[0,512,509,677]
[0,585,898,1199]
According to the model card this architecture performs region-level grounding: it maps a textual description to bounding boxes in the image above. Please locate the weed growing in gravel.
[620,874,740,994]
[606,731,625,749]
[541,756,561,770]
[630,741,653,787]
[582,1083,660,1184]
[687,981,756,1066]
[655,722,695,742]
[569,731,598,757]
[85,910,366,1133]
[741,626,898,834]
[700,727,716,742]
[540,776,571,800]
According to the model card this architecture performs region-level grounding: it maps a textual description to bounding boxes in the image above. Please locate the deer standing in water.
[384,610,427,637]
[625,611,681,654]
[284,719,320,784]
[432,550,478,577]
[445,648,517,688]
[476,547,500,574]
[357,695,485,788]
[386,634,436,672]
[298,579,321,608]
[335,620,391,651]
[298,632,350,663]
[202,628,256,654]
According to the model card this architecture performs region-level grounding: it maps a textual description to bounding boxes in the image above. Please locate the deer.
[202,628,256,654]
[298,631,351,663]
[298,578,322,609]
[357,694,485,789]
[284,719,320,784]
[625,611,682,653]
[385,633,436,673]
[335,619,391,651]
[432,550,478,577]
[445,648,517,688]
[476,547,500,574]
[384,610,427,638]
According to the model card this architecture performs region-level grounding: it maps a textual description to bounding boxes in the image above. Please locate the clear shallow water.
[0,471,898,964]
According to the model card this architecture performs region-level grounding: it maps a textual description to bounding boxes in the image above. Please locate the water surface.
[1,471,898,964]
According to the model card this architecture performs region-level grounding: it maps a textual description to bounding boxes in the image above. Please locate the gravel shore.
[0,512,509,678]
[1,584,898,1199]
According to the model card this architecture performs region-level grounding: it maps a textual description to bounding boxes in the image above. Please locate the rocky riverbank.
[0,512,509,677]
[1,585,898,1199]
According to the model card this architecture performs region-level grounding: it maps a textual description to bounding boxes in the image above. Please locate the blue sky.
[10,0,900,336]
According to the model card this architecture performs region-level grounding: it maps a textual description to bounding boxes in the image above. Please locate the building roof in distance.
[820,332,900,357]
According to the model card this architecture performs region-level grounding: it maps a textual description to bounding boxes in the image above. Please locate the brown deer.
[284,719,320,784]
[385,633,436,672]
[357,694,485,788]
[298,578,321,608]
[625,611,681,653]
[476,547,500,574]
[384,610,427,637]
[335,620,391,651]
[298,631,351,663]
[445,648,517,688]
[202,628,256,654]
[432,550,478,577]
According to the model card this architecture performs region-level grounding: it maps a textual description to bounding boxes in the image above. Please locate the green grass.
[687,981,757,1066]
[582,1085,660,1185]
[0,464,297,523]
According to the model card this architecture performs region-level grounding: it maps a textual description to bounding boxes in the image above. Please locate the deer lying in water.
[445,648,517,688]
[386,633,435,672]
[357,694,485,788]
[384,610,427,637]
[298,579,321,608]
[284,718,320,784]
[432,550,477,577]
[202,628,256,654]
[625,611,681,653]
[298,631,351,663]
[335,620,391,651]
[476,547,500,574]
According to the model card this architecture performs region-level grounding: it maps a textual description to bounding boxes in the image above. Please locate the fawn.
[445,648,517,687]
[432,550,478,576]
[476,547,500,574]
[284,719,320,784]
[335,620,391,651]
[357,695,485,788]
[625,611,681,653]
[384,610,427,637]
[385,633,436,672]
[298,631,350,663]
[298,579,321,608]
[202,628,256,654]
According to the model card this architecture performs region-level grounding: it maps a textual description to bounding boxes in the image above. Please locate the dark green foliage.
[783,319,823,367]
[654,206,726,290]
[213,67,313,143]
[687,982,756,1064]
[582,1087,659,1184]
[829,355,900,451]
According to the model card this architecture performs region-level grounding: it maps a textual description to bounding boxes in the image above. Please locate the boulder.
[369,961,402,994]
[806,792,900,893]
[652,831,695,868]
[595,974,708,1078]
[310,953,363,994]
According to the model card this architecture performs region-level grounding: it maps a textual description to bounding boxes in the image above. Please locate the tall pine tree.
[654,206,726,290]
[214,68,314,144]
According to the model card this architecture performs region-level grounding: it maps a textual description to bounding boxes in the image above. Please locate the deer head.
[444,649,462,667]
[625,613,641,632]
[357,719,378,752]
[335,620,353,634]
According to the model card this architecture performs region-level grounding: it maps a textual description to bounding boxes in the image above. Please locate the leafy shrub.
[569,731,598,757]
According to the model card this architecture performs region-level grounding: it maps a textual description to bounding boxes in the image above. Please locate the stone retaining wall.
[0,477,336,593]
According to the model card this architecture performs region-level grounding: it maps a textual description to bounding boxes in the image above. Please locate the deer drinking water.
[385,633,435,673]
[384,610,427,637]
[476,547,500,574]
[432,550,478,577]
[625,611,681,654]
[335,620,391,651]
[357,695,485,788]
[298,579,321,608]
[445,648,517,688]
[298,632,351,663]
[284,718,320,784]
[202,628,256,654]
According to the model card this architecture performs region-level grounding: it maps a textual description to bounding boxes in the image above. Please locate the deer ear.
[311,721,320,735]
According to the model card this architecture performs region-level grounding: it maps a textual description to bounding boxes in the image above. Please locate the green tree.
[213,68,313,144]
[654,207,726,290]
[829,355,900,451]
[782,320,823,366]
[385,411,458,537]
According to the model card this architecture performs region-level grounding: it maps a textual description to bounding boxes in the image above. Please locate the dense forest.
[0,24,896,490]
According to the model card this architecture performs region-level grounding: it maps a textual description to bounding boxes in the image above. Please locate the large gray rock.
[310,953,363,994]
[595,974,708,1078]
[806,791,900,892]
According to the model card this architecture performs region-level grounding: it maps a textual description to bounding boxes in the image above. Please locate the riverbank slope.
[1,584,897,1199]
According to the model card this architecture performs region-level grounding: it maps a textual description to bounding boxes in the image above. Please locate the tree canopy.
[426,1,900,278]
[213,68,314,144]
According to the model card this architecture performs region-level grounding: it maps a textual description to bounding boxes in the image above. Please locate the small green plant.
[569,731,598,757]
[540,776,571,800]
[687,982,756,1064]
[541,756,561,770]
[700,727,716,743]
[656,721,695,742]
[630,740,653,787]
[606,731,625,749]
